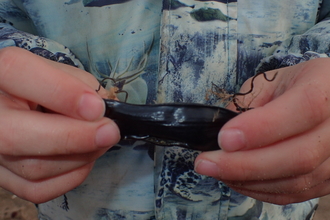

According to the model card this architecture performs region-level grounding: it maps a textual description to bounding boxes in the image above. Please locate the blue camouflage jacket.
[0,0,329,219]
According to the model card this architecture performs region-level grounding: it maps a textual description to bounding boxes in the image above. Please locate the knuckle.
[294,146,321,175]
[61,128,94,154]
[3,156,53,181]
[20,184,52,204]
[18,159,44,181]
[225,158,253,181]
[297,60,330,123]
[0,47,22,74]
[283,175,314,195]
[297,175,314,192]
[302,85,328,124]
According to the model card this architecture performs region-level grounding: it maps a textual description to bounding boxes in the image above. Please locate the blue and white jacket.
[0,0,329,219]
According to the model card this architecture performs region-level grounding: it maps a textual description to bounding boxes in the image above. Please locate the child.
[0,0,329,219]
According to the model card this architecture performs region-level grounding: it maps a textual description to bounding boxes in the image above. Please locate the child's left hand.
[195,58,330,205]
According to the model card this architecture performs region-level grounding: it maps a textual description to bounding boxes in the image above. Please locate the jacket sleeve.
[0,15,84,69]
[256,1,330,73]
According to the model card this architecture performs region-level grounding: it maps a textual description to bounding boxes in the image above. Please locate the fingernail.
[218,129,246,151]
[79,93,105,121]
[95,121,120,148]
[194,160,219,177]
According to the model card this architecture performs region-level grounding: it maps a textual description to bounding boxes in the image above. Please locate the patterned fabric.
[0,0,329,219]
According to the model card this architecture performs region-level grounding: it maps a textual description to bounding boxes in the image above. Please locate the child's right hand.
[0,47,120,203]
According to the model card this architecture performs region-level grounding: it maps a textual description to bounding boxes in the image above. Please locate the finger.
[196,117,330,181]
[222,59,330,152]
[0,148,108,180]
[219,77,330,151]
[0,108,120,156]
[224,155,330,195]
[227,180,329,205]
[43,58,109,99]
[228,70,282,112]
[0,47,104,121]
[0,162,94,204]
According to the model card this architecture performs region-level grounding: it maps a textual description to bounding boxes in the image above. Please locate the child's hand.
[195,58,330,205]
[0,47,120,203]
